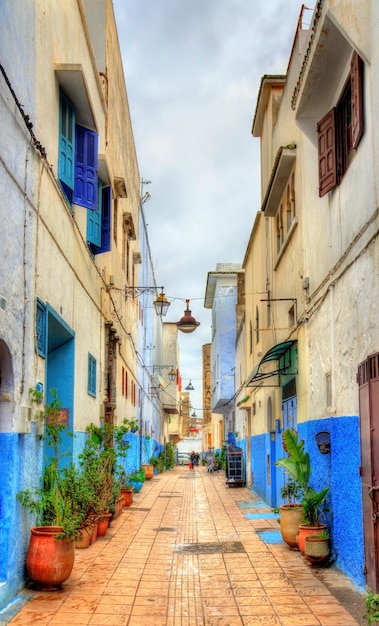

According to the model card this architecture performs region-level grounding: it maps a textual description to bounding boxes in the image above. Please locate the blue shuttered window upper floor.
[59,92,75,202]
[87,184,111,253]
[73,125,98,210]
[59,89,110,254]
[58,90,98,210]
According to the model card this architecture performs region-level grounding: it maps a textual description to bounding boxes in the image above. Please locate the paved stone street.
[4,465,367,626]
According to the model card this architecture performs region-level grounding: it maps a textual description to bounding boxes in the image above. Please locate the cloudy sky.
[113,0,309,415]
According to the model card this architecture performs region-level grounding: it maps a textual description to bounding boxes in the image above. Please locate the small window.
[88,353,96,397]
[318,51,363,197]
[36,299,47,357]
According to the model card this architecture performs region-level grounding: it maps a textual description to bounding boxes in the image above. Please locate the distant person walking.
[205,447,215,472]
[190,451,199,468]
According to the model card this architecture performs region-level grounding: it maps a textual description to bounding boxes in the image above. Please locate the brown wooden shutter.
[351,51,364,149]
[317,108,337,197]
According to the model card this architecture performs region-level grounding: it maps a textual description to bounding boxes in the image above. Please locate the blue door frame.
[45,305,75,465]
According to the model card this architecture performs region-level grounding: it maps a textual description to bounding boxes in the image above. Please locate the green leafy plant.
[17,389,91,540]
[276,428,330,526]
[301,486,330,526]
[280,477,303,505]
[365,592,379,624]
[275,428,310,491]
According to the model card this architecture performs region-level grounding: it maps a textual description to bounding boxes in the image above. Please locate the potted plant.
[142,435,154,479]
[297,485,330,554]
[277,478,304,549]
[127,470,144,493]
[17,389,91,589]
[304,528,330,565]
[119,474,134,506]
[275,428,330,553]
[275,429,309,549]
[149,454,161,474]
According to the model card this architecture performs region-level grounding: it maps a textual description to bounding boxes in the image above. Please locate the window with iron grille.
[88,353,96,397]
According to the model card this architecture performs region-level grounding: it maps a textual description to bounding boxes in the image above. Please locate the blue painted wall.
[250,415,365,590]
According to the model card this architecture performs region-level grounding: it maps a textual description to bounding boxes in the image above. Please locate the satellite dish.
[157,374,167,388]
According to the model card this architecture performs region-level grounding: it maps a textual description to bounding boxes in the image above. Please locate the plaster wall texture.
[0,0,151,609]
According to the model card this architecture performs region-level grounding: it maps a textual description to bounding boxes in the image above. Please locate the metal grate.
[175,541,245,554]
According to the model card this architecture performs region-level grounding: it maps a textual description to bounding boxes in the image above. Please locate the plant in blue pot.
[127,470,144,493]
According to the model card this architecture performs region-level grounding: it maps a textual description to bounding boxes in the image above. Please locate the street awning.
[246,340,297,386]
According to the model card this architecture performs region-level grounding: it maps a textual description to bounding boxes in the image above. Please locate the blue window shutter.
[89,185,111,254]
[87,180,102,246]
[99,185,111,253]
[74,125,98,210]
[59,91,75,193]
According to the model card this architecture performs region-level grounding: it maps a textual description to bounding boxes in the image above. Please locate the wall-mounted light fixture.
[124,286,170,317]
[151,365,176,382]
[124,287,200,331]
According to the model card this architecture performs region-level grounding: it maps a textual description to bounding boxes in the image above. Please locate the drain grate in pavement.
[154,527,177,532]
[175,541,245,554]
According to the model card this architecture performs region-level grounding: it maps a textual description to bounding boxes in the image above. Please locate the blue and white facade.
[237,0,378,592]
[0,0,165,608]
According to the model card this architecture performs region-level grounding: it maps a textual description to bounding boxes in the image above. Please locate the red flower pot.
[97,513,112,537]
[26,526,75,590]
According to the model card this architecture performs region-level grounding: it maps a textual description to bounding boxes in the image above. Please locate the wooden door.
[358,353,379,591]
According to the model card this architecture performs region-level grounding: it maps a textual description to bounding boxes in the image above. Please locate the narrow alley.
[4,466,366,626]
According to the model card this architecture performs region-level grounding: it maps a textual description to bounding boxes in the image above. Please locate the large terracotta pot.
[279,505,304,548]
[26,526,75,590]
[297,523,327,554]
[142,464,154,480]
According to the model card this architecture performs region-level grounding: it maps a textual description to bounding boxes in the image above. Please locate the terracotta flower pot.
[90,523,98,544]
[26,526,75,590]
[304,535,330,565]
[97,513,112,537]
[279,505,304,548]
[142,464,154,480]
[120,488,134,507]
[113,496,124,519]
[297,523,327,554]
[75,526,92,549]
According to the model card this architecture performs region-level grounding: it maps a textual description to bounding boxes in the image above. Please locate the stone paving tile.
[6,466,365,626]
